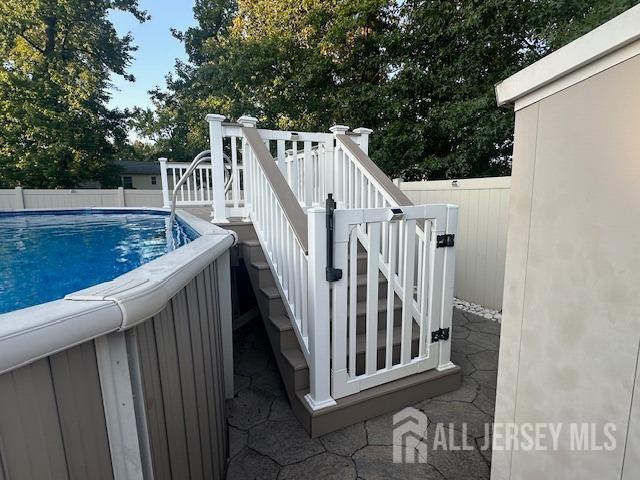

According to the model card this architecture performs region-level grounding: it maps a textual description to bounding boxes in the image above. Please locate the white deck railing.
[159,160,215,207]
[163,114,457,410]
[159,156,243,215]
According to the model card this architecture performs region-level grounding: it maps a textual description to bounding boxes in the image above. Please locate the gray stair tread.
[282,348,307,371]
[356,297,401,315]
[355,273,387,286]
[251,260,270,270]
[260,285,280,299]
[354,324,420,354]
[243,239,261,247]
[270,314,292,332]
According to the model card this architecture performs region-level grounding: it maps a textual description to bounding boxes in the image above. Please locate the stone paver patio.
[226,308,500,480]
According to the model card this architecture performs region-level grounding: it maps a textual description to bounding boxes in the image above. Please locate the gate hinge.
[436,234,455,248]
[431,328,450,343]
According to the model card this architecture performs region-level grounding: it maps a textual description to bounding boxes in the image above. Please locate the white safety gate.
[330,204,457,398]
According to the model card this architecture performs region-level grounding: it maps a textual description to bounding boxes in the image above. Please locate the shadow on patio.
[226,308,499,479]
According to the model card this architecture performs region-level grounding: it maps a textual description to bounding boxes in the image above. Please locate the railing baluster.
[337,148,343,203]
[419,224,431,357]
[277,139,286,175]
[304,141,313,208]
[400,219,417,364]
[348,229,358,376]
[365,222,381,375]
[385,221,398,368]
[302,250,308,338]
[232,136,239,209]
[287,225,295,308]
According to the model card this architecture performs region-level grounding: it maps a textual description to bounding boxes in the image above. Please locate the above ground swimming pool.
[0,209,199,314]
[0,207,236,375]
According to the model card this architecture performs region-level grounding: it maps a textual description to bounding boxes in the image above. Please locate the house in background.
[115,160,162,189]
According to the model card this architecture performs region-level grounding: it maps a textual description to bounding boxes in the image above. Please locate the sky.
[108,0,197,112]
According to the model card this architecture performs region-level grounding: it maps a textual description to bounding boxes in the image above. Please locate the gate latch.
[326,194,343,282]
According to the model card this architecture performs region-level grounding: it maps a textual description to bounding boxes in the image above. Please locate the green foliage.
[381,0,640,179]
[0,0,147,188]
[2,1,637,185]
[79,1,640,179]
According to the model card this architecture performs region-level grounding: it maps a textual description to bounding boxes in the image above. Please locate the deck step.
[270,314,292,332]
[243,239,261,248]
[293,365,460,437]
[251,260,270,270]
[356,296,401,316]
[259,285,280,300]
[282,347,307,372]
[355,273,386,286]
[354,324,420,355]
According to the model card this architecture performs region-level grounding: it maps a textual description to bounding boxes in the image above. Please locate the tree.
[135,0,393,161]
[0,0,148,188]
[139,0,639,179]
[381,0,640,180]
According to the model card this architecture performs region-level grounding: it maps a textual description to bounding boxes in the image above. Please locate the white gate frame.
[330,204,457,399]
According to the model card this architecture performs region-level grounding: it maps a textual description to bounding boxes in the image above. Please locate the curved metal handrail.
[168,150,233,227]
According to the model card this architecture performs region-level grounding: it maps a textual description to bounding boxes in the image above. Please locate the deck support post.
[238,115,259,222]
[353,127,373,155]
[305,208,336,410]
[14,186,25,209]
[206,114,228,223]
[329,125,349,208]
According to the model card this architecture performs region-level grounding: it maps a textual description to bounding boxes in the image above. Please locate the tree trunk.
[44,16,57,56]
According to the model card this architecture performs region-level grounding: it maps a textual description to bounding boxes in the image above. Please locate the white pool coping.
[0,207,237,375]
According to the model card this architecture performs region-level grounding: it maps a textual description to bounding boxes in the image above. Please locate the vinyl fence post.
[14,186,24,209]
[304,207,337,410]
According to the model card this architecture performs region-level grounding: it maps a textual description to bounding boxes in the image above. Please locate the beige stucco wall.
[493,51,640,478]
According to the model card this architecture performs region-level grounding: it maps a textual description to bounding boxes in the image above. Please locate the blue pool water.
[0,210,198,314]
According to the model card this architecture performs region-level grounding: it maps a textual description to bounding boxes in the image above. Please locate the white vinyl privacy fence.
[0,187,164,210]
[398,177,510,311]
[0,176,510,311]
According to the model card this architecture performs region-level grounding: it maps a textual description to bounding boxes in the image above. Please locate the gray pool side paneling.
[134,263,228,480]
[0,342,113,480]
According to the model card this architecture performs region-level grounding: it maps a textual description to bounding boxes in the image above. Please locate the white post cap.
[238,115,259,127]
[205,114,226,123]
[329,125,350,134]
[353,127,373,135]
[158,157,167,162]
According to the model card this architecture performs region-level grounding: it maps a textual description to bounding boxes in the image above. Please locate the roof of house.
[115,160,161,175]
[495,4,640,108]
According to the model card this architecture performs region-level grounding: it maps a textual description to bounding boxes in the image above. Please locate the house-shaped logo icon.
[393,407,429,463]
